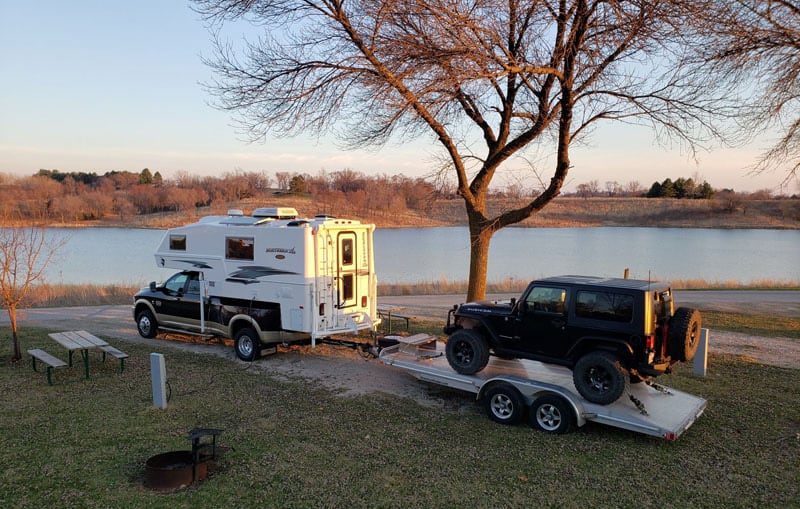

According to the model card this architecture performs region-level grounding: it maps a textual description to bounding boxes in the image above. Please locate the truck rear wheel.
[669,307,701,362]
[234,327,261,362]
[530,394,575,434]
[573,351,627,405]
[445,329,489,375]
[483,384,526,425]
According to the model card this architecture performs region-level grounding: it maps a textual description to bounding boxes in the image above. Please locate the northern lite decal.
[265,247,296,254]
[226,266,299,285]
[160,258,213,269]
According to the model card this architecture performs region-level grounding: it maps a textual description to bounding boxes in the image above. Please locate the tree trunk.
[466,220,494,302]
[9,308,21,362]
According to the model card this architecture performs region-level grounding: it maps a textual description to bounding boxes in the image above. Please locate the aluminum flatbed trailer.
[379,335,707,440]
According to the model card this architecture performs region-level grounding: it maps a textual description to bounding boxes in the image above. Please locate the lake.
[37,226,800,286]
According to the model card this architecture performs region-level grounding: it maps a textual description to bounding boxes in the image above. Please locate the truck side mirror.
[518,301,528,314]
[149,281,157,292]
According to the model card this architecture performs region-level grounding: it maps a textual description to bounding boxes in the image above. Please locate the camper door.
[337,232,358,308]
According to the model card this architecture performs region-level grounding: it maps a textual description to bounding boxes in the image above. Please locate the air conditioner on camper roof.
[252,207,299,219]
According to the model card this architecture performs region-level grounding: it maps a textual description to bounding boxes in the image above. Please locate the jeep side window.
[575,290,634,323]
[525,287,567,313]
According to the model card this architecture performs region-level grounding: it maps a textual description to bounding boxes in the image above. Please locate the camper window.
[342,238,354,265]
[226,237,254,260]
[169,235,186,251]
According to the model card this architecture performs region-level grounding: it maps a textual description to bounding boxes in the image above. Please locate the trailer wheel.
[234,327,261,362]
[529,395,575,434]
[445,329,489,375]
[668,307,702,362]
[483,384,526,425]
[136,309,158,339]
[572,351,627,405]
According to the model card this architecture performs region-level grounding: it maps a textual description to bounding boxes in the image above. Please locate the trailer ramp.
[379,337,706,440]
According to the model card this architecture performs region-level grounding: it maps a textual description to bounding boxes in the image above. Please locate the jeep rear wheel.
[445,329,489,375]
[669,307,702,362]
[234,327,261,362]
[573,351,627,405]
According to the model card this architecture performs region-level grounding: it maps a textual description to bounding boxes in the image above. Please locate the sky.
[0,1,795,194]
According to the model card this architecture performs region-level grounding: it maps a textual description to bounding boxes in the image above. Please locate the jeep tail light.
[645,334,655,350]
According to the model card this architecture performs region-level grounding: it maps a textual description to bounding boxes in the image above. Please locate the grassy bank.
[1,327,797,508]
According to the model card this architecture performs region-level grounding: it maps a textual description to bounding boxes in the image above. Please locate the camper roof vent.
[252,207,298,220]
[227,209,244,216]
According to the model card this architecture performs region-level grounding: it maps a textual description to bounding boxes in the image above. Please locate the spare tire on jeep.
[668,307,702,362]
[445,328,490,375]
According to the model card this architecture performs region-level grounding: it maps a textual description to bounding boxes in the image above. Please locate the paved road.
[379,290,800,320]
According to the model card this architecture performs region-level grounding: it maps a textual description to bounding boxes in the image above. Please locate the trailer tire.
[530,395,575,434]
[234,327,261,362]
[136,309,158,339]
[483,384,526,425]
[572,351,627,405]
[445,329,489,375]
[668,307,701,362]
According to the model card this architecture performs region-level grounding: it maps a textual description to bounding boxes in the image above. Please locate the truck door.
[337,232,357,308]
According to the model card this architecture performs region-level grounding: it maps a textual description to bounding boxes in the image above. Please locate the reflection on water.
[36,226,800,286]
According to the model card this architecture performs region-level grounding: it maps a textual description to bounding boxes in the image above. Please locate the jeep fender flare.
[567,337,634,365]
[451,313,501,344]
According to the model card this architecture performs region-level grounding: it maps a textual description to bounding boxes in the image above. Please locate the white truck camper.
[133,208,379,360]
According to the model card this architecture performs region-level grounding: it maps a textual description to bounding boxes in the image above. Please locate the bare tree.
[703,0,800,183]
[0,224,65,362]
[195,0,734,300]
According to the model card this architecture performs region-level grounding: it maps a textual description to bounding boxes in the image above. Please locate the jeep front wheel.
[573,351,627,405]
[669,307,702,362]
[234,327,261,362]
[445,329,489,375]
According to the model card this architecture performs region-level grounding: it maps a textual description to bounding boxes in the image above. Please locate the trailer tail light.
[319,303,325,316]
[361,296,367,307]
[645,334,655,350]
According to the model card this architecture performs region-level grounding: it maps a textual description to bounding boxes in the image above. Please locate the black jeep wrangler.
[443,275,701,405]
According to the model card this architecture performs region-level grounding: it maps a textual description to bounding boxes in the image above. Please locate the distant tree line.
[646,177,715,199]
[0,168,438,222]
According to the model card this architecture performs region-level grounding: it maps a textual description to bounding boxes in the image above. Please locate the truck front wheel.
[572,351,627,405]
[445,328,489,375]
[136,309,158,339]
[234,327,261,362]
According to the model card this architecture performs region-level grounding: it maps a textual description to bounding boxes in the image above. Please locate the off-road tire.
[445,328,490,375]
[573,351,627,405]
[529,394,575,434]
[668,307,701,362]
[483,384,526,425]
[136,309,158,339]
[234,327,261,362]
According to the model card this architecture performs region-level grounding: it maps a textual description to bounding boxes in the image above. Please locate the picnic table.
[377,304,415,334]
[48,330,109,380]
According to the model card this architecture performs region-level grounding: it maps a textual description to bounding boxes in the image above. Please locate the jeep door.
[513,285,572,358]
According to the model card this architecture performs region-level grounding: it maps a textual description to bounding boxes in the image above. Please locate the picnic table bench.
[99,344,130,372]
[27,348,67,386]
[377,304,416,334]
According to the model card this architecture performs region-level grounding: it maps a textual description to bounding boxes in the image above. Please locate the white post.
[693,328,709,377]
[151,353,167,409]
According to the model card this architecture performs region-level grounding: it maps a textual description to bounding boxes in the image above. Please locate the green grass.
[1,326,798,508]
[703,311,800,339]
